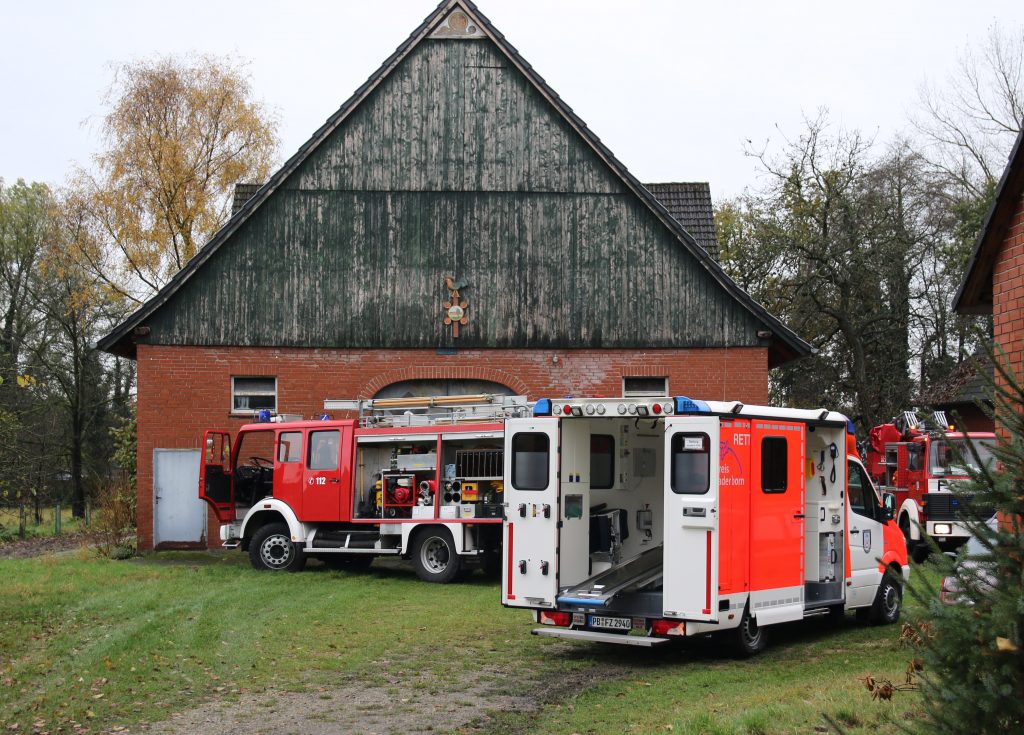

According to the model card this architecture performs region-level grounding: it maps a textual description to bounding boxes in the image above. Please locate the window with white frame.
[622,376,668,397]
[232,377,277,414]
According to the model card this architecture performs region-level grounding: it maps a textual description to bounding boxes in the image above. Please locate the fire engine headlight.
[934,523,952,536]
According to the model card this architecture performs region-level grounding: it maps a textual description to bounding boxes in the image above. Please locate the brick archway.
[357,365,529,399]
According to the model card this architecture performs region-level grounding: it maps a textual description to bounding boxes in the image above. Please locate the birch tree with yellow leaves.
[73,54,279,302]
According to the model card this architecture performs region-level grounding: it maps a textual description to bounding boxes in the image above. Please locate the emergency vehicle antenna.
[322,393,532,427]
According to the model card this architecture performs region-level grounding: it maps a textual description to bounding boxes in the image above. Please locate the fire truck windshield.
[930,438,996,476]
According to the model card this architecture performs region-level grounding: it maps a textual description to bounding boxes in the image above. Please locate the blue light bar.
[847,419,856,435]
[674,396,710,414]
[534,398,552,416]
[257,409,272,423]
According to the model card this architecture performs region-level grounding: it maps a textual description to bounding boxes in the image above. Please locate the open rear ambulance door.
[503,418,560,609]
[199,430,234,522]
[663,416,720,622]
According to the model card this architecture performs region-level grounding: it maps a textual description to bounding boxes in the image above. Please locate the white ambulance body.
[501,396,910,652]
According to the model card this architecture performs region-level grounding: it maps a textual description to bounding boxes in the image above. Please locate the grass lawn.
[0,551,935,734]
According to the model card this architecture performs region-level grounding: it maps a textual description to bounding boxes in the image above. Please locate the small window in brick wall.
[232,377,277,414]
[623,376,668,397]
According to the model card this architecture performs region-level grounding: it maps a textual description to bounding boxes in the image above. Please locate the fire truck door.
[503,418,560,608]
[199,431,234,522]
[663,416,720,622]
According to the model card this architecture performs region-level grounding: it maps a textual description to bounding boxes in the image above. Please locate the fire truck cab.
[502,397,909,652]
[198,394,529,581]
[865,411,996,559]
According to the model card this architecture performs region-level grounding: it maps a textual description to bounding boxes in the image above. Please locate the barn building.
[99,0,810,549]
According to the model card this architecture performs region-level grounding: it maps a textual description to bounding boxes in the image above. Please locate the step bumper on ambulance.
[531,627,673,647]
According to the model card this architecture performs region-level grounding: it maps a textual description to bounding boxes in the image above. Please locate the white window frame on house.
[622,376,668,397]
[231,376,278,415]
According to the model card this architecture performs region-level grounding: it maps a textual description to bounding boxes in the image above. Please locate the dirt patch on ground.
[0,531,90,560]
[133,649,630,735]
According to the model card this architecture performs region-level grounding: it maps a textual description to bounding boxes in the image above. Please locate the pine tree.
[908,345,1024,733]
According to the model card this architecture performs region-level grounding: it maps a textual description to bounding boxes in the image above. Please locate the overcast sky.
[2,1,1021,201]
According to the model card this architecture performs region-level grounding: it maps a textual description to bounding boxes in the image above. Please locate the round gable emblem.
[447,304,465,322]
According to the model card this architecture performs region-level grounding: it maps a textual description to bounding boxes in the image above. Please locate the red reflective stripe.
[506,524,515,600]
[702,530,712,615]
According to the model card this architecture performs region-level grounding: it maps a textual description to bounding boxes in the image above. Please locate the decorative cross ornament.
[443,276,470,338]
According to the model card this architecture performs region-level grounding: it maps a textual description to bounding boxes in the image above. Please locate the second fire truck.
[864,410,996,559]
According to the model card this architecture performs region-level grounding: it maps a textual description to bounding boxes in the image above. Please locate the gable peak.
[430,5,486,39]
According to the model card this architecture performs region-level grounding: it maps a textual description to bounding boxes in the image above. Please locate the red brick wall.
[136,344,769,549]
[992,192,1024,418]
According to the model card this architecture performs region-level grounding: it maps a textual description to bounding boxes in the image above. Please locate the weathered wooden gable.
[141,32,767,351]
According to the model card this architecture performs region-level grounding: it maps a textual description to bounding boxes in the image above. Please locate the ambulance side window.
[590,435,615,490]
[761,437,788,493]
[512,433,549,490]
[671,433,710,494]
[848,461,878,520]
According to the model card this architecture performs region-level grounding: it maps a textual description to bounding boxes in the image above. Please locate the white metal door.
[663,416,720,621]
[153,449,205,546]
[503,418,560,608]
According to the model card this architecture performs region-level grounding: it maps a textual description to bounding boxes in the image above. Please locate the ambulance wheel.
[868,574,902,625]
[412,527,462,583]
[249,523,306,572]
[319,555,374,571]
[730,607,766,657]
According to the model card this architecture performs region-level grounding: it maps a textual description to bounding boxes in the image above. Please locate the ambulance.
[501,396,909,652]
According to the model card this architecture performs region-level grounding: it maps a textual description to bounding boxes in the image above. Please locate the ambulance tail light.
[563,404,573,416]
[538,611,571,627]
[662,402,674,414]
[651,403,662,415]
[650,619,686,636]
[534,399,552,416]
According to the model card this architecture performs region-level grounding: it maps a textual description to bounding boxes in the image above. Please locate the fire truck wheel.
[730,607,766,657]
[411,527,462,583]
[249,523,307,572]
[868,574,902,625]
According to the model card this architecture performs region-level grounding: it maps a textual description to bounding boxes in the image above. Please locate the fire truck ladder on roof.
[322,393,532,427]
[556,545,664,608]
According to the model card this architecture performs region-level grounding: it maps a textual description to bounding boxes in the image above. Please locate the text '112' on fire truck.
[198,394,530,582]
[864,410,996,561]
[501,397,909,653]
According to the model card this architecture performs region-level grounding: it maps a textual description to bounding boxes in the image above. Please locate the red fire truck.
[198,394,529,582]
[864,411,996,560]
[501,396,908,653]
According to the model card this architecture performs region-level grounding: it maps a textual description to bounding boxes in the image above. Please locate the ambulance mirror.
[882,492,896,521]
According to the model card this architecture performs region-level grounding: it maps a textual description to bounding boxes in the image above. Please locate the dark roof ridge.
[98,0,811,365]
[953,122,1024,314]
